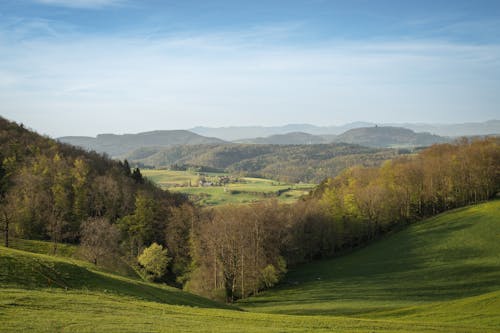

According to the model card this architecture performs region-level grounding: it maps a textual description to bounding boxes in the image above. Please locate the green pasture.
[1,201,498,332]
[239,200,500,329]
[142,169,314,205]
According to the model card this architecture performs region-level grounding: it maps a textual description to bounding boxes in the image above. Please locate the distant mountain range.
[190,122,372,141]
[191,120,500,141]
[236,132,331,145]
[58,121,499,158]
[56,122,499,183]
[235,126,449,147]
[58,130,226,157]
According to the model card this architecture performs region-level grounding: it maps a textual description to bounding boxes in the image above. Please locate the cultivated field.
[142,169,314,205]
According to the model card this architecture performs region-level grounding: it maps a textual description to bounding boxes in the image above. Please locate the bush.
[137,242,170,281]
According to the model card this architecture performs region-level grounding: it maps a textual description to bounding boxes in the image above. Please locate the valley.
[2,201,499,332]
[3,1,500,331]
[141,169,314,205]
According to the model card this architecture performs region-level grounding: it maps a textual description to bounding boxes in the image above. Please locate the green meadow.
[239,201,500,326]
[141,169,314,205]
[1,201,499,332]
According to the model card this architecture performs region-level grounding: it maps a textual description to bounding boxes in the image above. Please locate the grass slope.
[1,201,498,332]
[0,246,231,310]
[2,288,494,333]
[239,201,500,329]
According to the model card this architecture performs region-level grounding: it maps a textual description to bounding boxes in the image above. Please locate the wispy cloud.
[1,18,499,136]
[33,0,125,9]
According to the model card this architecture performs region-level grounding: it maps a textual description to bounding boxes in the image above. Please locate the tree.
[71,158,90,227]
[138,242,170,281]
[261,265,279,288]
[118,192,158,256]
[166,203,196,284]
[0,193,16,247]
[48,153,72,253]
[80,217,120,266]
[132,167,144,184]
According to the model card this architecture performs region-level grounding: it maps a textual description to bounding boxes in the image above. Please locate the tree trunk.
[4,216,8,248]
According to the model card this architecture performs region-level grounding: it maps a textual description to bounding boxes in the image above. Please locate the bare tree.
[80,217,120,265]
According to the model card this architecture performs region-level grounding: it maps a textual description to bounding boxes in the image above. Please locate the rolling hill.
[0,244,231,310]
[1,202,498,332]
[124,143,398,183]
[57,121,499,159]
[235,132,331,145]
[239,200,500,331]
[58,130,226,157]
[333,126,449,147]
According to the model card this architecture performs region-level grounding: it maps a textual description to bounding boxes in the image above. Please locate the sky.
[1,0,499,137]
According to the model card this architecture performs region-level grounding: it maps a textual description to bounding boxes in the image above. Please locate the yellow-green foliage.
[138,242,170,280]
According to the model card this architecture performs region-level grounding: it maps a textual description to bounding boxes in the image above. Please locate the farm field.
[142,169,314,205]
[1,201,499,332]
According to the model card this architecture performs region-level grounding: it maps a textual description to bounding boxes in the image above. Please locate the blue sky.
[1,0,499,136]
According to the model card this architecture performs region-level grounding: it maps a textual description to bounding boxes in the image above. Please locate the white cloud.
[33,0,124,9]
[1,24,500,136]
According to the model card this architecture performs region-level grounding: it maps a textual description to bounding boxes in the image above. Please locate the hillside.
[236,132,331,145]
[2,203,499,332]
[0,245,231,309]
[125,143,398,183]
[239,201,500,329]
[334,126,449,147]
[58,130,226,157]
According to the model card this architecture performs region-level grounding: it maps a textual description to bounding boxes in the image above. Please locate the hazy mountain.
[385,120,500,137]
[59,120,498,158]
[190,122,372,141]
[235,132,332,145]
[58,130,226,157]
[334,126,449,148]
[190,120,499,141]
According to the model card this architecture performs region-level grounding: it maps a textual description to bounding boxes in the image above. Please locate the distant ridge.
[236,132,331,145]
[190,120,500,141]
[58,130,226,157]
[333,126,449,148]
[190,122,371,141]
[59,121,499,158]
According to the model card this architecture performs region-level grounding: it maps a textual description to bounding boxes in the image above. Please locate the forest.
[124,142,399,183]
[0,117,499,302]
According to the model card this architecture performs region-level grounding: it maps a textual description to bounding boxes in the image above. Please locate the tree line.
[1,117,498,302]
[185,137,499,301]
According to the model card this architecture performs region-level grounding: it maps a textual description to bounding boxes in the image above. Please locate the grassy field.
[1,201,499,332]
[239,200,500,329]
[142,169,314,205]
[3,288,494,333]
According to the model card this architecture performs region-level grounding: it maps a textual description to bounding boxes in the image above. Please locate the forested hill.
[333,126,449,147]
[235,132,330,145]
[124,143,398,183]
[1,116,498,306]
[234,127,449,146]
[0,117,194,283]
[58,130,226,157]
